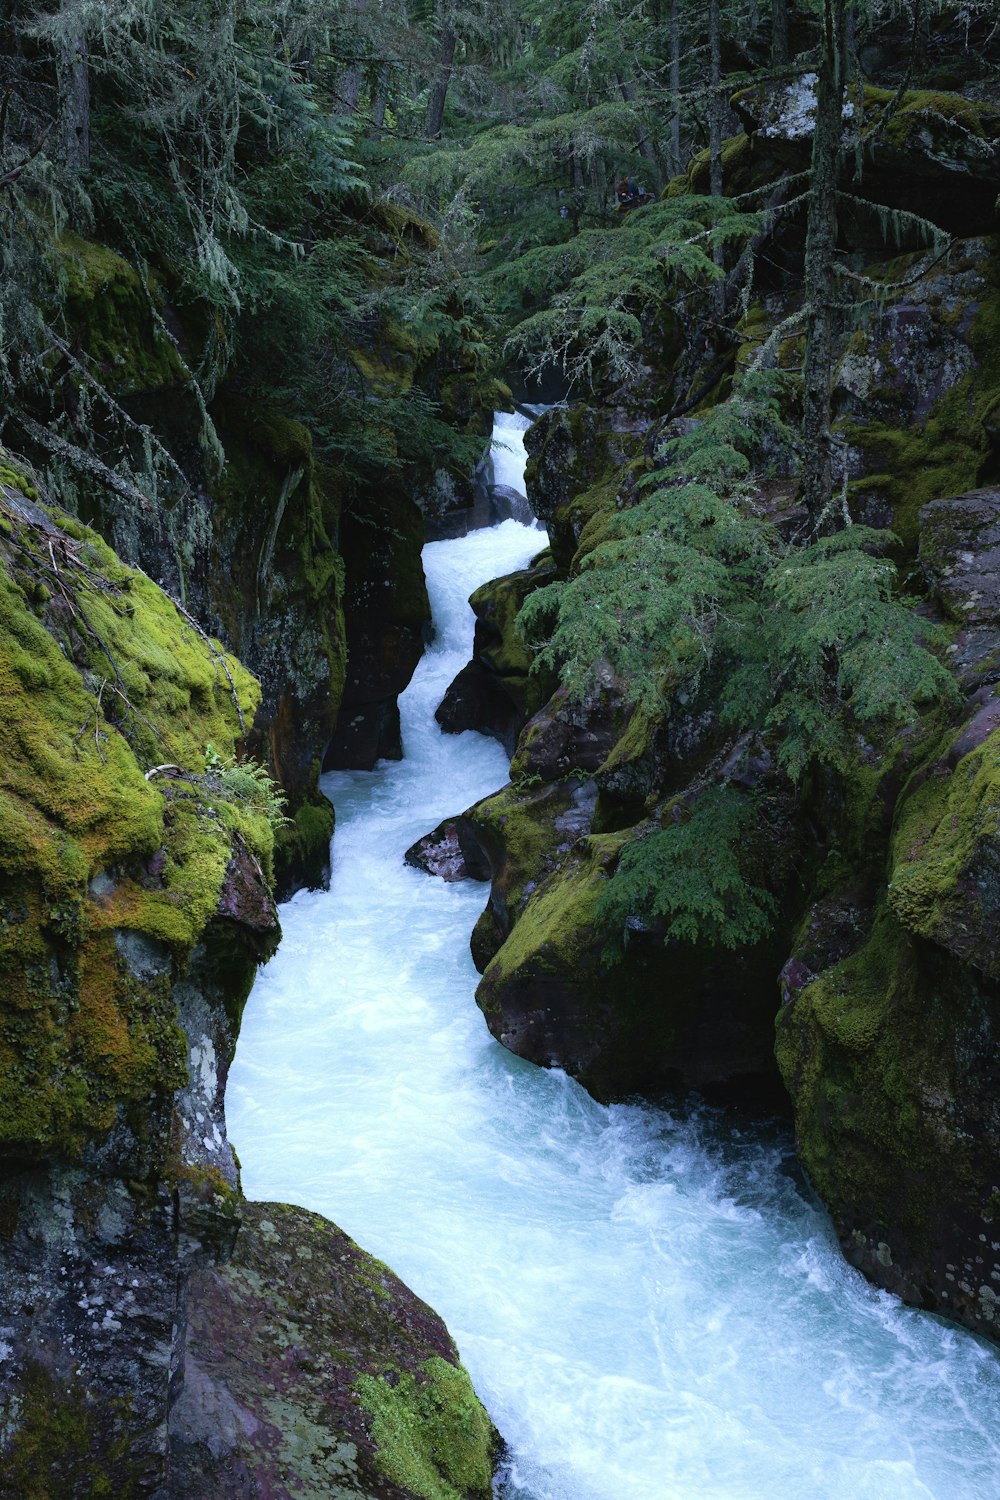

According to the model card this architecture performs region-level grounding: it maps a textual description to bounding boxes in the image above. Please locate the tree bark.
[57,4,89,172]
[617,75,659,167]
[801,0,849,531]
[669,0,682,175]
[708,0,722,199]
[370,72,387,140]
[424,26,457,139]
[708,0,725,313]
[770,0,789,67]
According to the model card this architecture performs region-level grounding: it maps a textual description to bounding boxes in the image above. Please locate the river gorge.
[228,418,1000,1500]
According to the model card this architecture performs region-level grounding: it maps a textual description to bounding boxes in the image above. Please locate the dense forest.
[1,1,999,1494]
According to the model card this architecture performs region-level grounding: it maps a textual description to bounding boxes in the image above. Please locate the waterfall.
[228,418,1000,1500]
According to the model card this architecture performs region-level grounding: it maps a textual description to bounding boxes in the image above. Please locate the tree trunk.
[370,71,387,140]
[424,27,457,139]
[57,5,89,173]
[708,0,724,313]
[770,0,789,67]
[708,0,722,200]
[669,0,682,175]
[617,76,658,167]
[801,0,849,531]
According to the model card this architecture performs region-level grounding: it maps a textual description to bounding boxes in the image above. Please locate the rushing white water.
[490,408,536,494]
[228,432,1000,1500]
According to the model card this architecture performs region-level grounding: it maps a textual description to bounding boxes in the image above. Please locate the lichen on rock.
[170,1202,497,1500]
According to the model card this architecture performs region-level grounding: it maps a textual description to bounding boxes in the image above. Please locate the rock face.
[436,558,557,755]
[169,1202,497,1499]
[460,764,804,1103]
[0,467,494,1494]
[0,471,279,1491]
[324,485,430,769]
[919,487,1000,625]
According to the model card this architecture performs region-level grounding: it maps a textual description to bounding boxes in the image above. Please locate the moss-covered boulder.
[436,556,558,754]
[466,764,800,1102]
[777,900,1000,1342]
[170,1202,498,1500]
[778,712,1000,1342]
[732,83,1000,237]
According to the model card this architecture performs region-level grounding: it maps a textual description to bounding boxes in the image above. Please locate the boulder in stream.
[170,1202,498,1499]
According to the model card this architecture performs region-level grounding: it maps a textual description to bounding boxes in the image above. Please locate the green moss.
[482,832,624,989]
[355,1356,494,1500]
[0,473,268,1160]
[467,780,583,922]
[776,904,925,1211]
[2,1362,138,1499]
[669,132,756,198]
[843,250,1000,552]
[56,233,185,397]
[887,726,1000,973]
[274,795,335,891]
[860,86,1000,153]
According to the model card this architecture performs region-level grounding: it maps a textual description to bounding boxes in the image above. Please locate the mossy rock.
[665,132,759,199]
[834,236,1000,552]
[472,793,793,1100]
[0,465,271,1162]
[170,1202,498,1499]
[436,559,558,754]
[56,232,185,398]
[523,405,642,574]
[777,899,1000,1342]
[888,718,1000,978]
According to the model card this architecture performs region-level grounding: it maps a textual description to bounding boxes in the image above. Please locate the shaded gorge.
[228,421,1000,1500]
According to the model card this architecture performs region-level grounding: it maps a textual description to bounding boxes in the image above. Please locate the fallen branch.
[19,417,154,513]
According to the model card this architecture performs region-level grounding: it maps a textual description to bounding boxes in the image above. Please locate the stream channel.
[229,413,1000,1500]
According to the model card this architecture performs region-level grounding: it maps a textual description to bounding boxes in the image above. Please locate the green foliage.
[744,529,957,779]
[525,377,955,772]
[599,788,777,950]
[524,375,959,949]
[203,747,290,834]
[502,196,762,385]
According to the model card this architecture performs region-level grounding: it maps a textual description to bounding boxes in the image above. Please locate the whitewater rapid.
[228,413,1000,1500]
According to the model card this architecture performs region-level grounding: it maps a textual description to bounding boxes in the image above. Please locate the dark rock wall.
[0,466,497,1495]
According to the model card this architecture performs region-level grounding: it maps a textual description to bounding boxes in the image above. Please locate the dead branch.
[19,417,155,513]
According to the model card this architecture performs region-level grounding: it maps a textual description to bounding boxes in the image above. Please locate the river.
[228,412,1000,1500]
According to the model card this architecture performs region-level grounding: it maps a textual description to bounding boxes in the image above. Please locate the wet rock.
[169,1202,498,1500]
[405,818,490,882]
[489,483,534,525]
[468,775,798,1101]
[777,898,1000,1344]
[437,559,557,754]
[325,488,429,771]
[510,667,635,784]
[216,836,282,935]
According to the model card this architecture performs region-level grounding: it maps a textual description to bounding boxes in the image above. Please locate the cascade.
[228,416,1000,1500]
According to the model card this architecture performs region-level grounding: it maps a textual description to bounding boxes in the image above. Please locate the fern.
[599,788,778,951]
